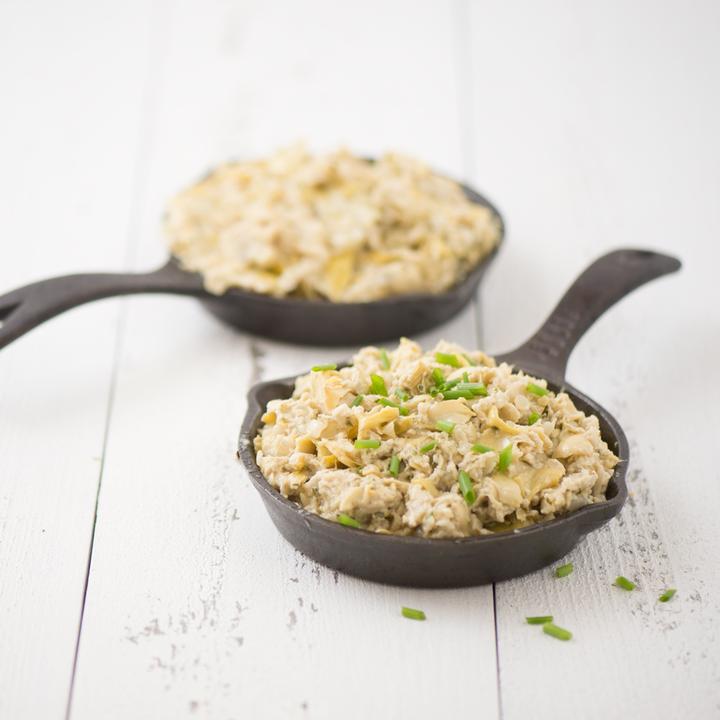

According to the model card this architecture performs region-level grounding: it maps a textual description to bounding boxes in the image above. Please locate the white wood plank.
[0,1,157,717]
[467,0,720,717]
[70,1,499,719]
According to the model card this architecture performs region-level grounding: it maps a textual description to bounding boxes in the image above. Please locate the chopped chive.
[542,622,572,641]
[497,443,513,472]
[379,349,390,370]
[376,397,409,415]
[337,513,362,528]
[436,378,462,396]
[456,382,487,396]
[441,389,475,400]
[526,615,553,625]
[463,382,486,394]
[455,382,480,395]
[431,368,445,386]
[351,394,364,407]
[401,606,426,621]
[555,563,574,578]
[528,411,540,425]
[435,351,462,367]
[431,378,461,396]
[436,419,455,434]
[458,470,476,505]
[389,455,401,477]
[442,382,487,400]
[614,576,636,591]
[527,382,549,397]
[369,373,388,396]
[472,443,493,454]
[312,363,337,372]
[463,371,469,383]
[395,388,409,402]
[354,439,381,449]
[420,441,437,454]
[659,588,677,603]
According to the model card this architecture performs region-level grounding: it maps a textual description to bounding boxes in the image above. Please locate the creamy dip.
[166,146,501,302]
[254,339,619,538]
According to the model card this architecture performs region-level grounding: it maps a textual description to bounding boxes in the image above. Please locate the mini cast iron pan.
[0,185,502,351]
[239,249,681,588]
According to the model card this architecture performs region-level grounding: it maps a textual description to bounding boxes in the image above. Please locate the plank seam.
[64,305,127,720]
[492,582,505,720]
[64,2,171,716]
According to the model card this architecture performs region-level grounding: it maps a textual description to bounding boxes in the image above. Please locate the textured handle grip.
[0,259,206,350]
[498,249,681,378]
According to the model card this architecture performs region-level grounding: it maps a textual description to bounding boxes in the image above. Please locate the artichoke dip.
[166,145,501,301]
[253,340,619,539]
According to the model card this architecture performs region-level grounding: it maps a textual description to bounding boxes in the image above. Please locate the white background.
[1,1,719,718]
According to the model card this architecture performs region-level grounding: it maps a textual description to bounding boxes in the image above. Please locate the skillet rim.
[238,372,629,547]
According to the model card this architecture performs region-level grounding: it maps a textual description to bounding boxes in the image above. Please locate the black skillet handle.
[0,259,208,351]
[499,249,681,379]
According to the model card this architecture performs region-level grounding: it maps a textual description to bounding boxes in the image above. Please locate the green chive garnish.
[527,382,548,397]
[614,576,636,591]
[436,420,455,434]
[354,439,381,449]
[389,455,401,477]
[458,470,476,505]
[379,349,390,369]
[471,443,492,453]
[528,411,540,425]
[465,382,487,393]
[369,373,388,396]
[442,382,488,400]
[420,441,437,454]
[376,397,409,415]
[659,588,677,603]
[458,382,487,395]
[542,622,572,641]
[526,615,553,625]
[351,394,364,407]
[431,368,445,386]
[555,563,573,578]
[312,363,337,372]
[463,371,469,383]
[395,388,410,402]
[435,352,461,367]
[497,444,513,472]
[401,606,426,621]
[337,513,361,528]
[441,389,474,400]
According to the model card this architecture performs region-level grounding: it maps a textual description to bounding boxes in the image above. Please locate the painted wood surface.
[468,2,720,717]
[0,1,155,718]
[1,1,718,718]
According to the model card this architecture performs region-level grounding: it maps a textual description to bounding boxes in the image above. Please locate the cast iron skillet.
[0,185,502,350]
[238,249,681,588]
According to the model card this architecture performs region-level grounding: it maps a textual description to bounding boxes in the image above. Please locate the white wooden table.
[1,1,719,718]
